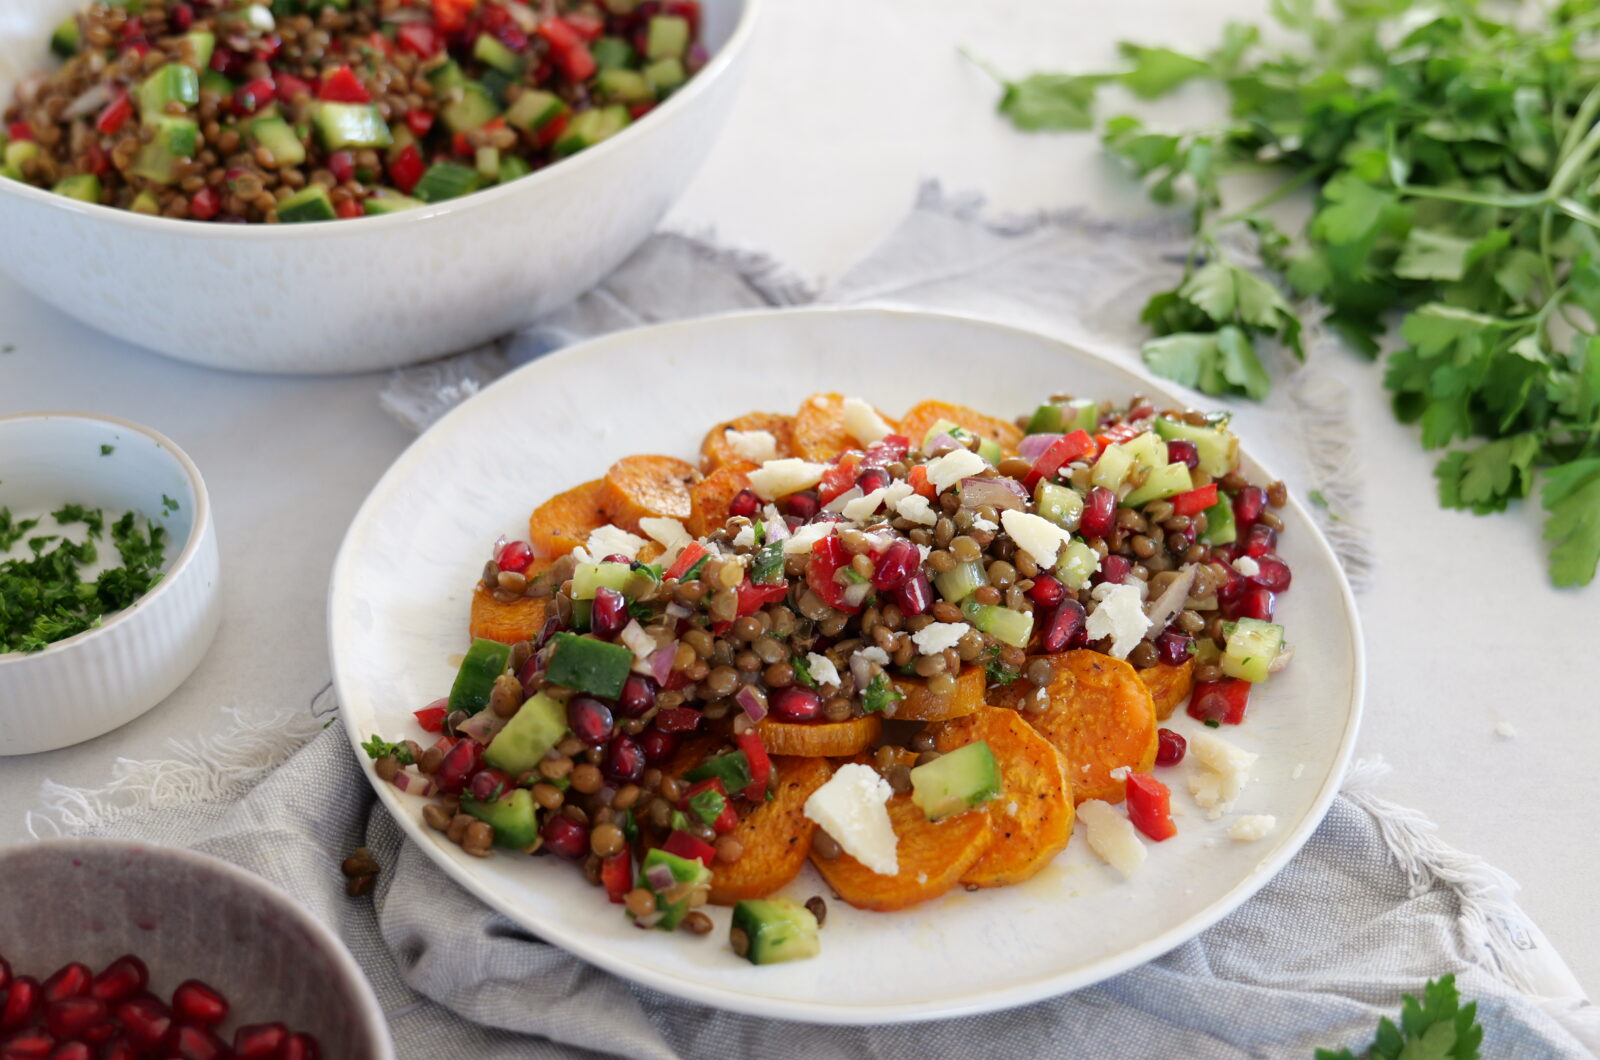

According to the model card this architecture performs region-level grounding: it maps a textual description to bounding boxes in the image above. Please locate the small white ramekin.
[0,412,221,755]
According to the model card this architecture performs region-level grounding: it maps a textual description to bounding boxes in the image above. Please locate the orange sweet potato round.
[1139,659,1195,721]
[989,650,1158,804]
[889,666,985,722]
[686,462,757,538]
[700,412,795,472]
[933,707,1074,888]
[599,454,700,533]
[468,587,548,645]
[810,795,993,912]
[791,392,898,462]
[898,400,1024,456]
[527,479,610,560]
[708,756,833,905]
[756,716,882,758]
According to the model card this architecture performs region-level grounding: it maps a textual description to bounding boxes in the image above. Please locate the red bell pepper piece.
[680,778,739,834]
[389,144,425,195]
[188,186,221,221]
[1125,772,1177,841]
[94,92,132,136]
[907,464,936,499]
[8,121,34,143]
[807,533,860,613]
[253,33,282,62]
[1188,678,1251,725]
[735,578,788,616]
[563,11,606,39]
[665,541,710,581]
[661,830,716,868]
[365,31,395,59]
[413,704,448,733]
[82,140,108,176]
[276,72,312,103]
[336,197,365,220]
[534,110,569,149]
[318,65,371,103]
[600,851,631,903]
[1095,423,1142,451]
[1024,429,1096,490]
[405,108,436,137]
[537,18,597,81]
[861,434,911,468]
[396,22,442,58]
[1171,483,1219,517]
[817,453,861,505]
[734,729,770,801]
[653,707,703,733]
[432,0,477,34]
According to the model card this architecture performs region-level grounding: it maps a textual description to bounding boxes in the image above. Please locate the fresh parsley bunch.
[1316,975,1482,1060]
[980,0,1600,586]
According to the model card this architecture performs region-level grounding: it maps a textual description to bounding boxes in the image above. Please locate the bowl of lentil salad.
[0,0,756,373]
[329,307,1364,1022]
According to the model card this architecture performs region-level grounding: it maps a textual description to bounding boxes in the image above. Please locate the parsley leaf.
[1542,458,1600,588]
[1116,43,1209,99]
[1142,326,1272,401]
[1316,975,1481,1060]
[360,735,415,764]
[860,672,903,714]
[983,644,1021,685]
[996,73,1105,131]
[1436,435,1540,514]
[790,653,818,690]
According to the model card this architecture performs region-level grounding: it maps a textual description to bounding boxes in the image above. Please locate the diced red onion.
[429,734,456,754]
[849,652,875,690]
[762,505,791,541]
[842,580,872,608]
[389,768,437,798]
[492,533,507,561]
[1143,564,1198,639]
[619,619,655,661]
[648,643,678,684]
[645,863,676,891]
[632,911,664,930]
[959,476,1028,512]
[735,685,768,722]
[1018,433,1064,463]
[456,710,507,744]
[665,601,691,619]
[64,83,112,120]
[923,432,961,457]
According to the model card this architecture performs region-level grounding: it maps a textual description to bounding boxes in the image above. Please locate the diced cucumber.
[0,164,23,182]
[961,599,1034,648]
[475,145,500,181]
[645,15,690,60]
[910,740,1000,820]
[1121,430,1168,471]
[425,59,466,93]
[685,749,753,792]
[546,633,633,698]
[594,68,654,104]
[1222,618,1284,683]
[643,57,686,94]
[363,191,424,214]
[1025,399,1098,435]
[129,190,161,214]
[479,68,517,105]
[448,637,512,714]
[473,33,523,75]
[498,154,532,184]
[179,31,215,70]
[442,82,500,134]
[147,114,199,156]
[1122,462,1194,508]
[314,102,392,149]
[483,691,566,774]
[413,162,481,203]
[250,116,306,166]
[1193,638,1223,667]
[552,105,630,157]
[635,848,712,930]
[52,174,100,203]
[276,184,335,222]
[1154,416,1238,477]
[731,899,820,965]
[200,70,236,99]
[4,141,41,171]
[129,141,182,184]
[592,36,636,70]
[50,16,80,58]
[1200,492,1237,545]
[1034,481,1083,530]
[139,62,200,116]
[505,89,567,132]
[461,788,539,849]
[921,419,1002,464]
[572,561,636,600]
[1090,442,1134,490]
[1055,538,1100,590]
[934,559,987,602]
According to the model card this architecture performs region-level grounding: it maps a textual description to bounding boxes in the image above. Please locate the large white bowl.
[0,0,755,374]
[0,412,221,755]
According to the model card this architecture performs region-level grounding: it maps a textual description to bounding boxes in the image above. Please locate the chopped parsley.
[1203,718,1221,728]
[359,735,415,764]
[790,653,818,690]
[983,644,1021,685]
[619,808,638,842]
[0,509,40,551]
[682,554,710,581]
[860,672,904,714]
[1316,975,1480,1060]
[161,494,180,514]
[840,567,870,585]
[629,561,663,583]
[99,444,114,456]
[750,542,785,586]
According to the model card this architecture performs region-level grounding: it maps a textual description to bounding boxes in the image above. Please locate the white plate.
[329,307,1364,1023]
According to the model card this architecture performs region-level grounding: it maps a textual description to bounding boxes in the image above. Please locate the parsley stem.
[1202,163,1330,234]
[1555,83,1600,169]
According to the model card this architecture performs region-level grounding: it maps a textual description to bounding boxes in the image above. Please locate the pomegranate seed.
[1165,439,1199,470]
[591,586,628,639]
[541,814,589,860]
[603,735,646,783]
[43,964,90,1002]
[894,571,932,616]
[0,1029,52,1060]
[1250,554,1292,592]
[638,728,677,764]
[468,767,512,803]
[617,675,657,718]
[1128,403,1155,420]
[1026,574,1064,607]
[46,997,104,1039]
[433,738,484,794]
[783,492,819,521]
[99,1039,137,1060]
[0,958,10,991]
[1215,561,1247,604]
[566,696,614,745]
[652,707,702,733]
[79,1022,115,1045]
[601,554,631,564]
[172,2,194,30]
[728,489,759,519]
[232,76,275,115]
[1235,585,1276,622]
[1079,486,1116,538]
[770,686,822,722]
[327,150,356,185]
[870,539,919,591]
[1156,628,1195,665]
[113,998,170,1049]
[253,33,282,62]
[233,1024,288,1060]
[1232,485,1265,527]
[1155,728,1187,766]
[496,540,534,573]
[1244,522,1276,558]
[0,978,38,1030]
[89,957,146,1003]
[47,1043,90,1060]
[1040,599,1087,653]
[854,467,891,494]
[282,1033,320,1060]
[166,1025,226,1060]
[1094,554,1131,586]
[188,186,220,222]
[534,615,562,650]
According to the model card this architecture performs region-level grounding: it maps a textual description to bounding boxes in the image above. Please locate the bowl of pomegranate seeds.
[0,840,393,1060]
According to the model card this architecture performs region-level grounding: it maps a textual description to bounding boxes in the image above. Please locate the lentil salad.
[2,0,704,222]
[361,391,1296,961]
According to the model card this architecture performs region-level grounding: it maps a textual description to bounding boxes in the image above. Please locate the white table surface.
[3,0,1596,997]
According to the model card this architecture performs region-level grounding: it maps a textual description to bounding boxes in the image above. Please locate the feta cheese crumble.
[1077,800,1146,878]
[732,524,758,548]
[1000,509,1076,569]
[748,458,827,501]
[924,449,987,493]
[824,486,862,514]
[782,522,835,556]
[803,764,898,875]
[805,652,841,688]
[1232,556,1261,577]
[894,494,938,526]
[586,524,647,561]
[1187,731,1258,819]
[1084,582,1151,659]
[842,487,888,522]
[1228,815,1277,842]
[882,480,914,510]
[910,622,967,655]
[725,429,778,465]
[638,517,690,551]
[842,397,893,446]
[855,646,890,666]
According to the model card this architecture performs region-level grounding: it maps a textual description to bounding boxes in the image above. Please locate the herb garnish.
[359,735,415,763]
[983,644,1021,685]
[790,653,818,690]
[1316,975,1481,1060]
[860,672,904,714]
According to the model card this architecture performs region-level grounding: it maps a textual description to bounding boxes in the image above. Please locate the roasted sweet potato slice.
[989,650,1158,804]
[791,392,898,462]
[708,756,833,905]
[933,707,1073,887]
[663,733,724,781]
[468,587,548,645]
[527,478,610,560]
[890,666,985,722]
[898,399,1024,456]
[1139,659,1195,721]
[700,412,795,472]
[599,454,699,533]
[756,716,882,758]
[810,795,992,911]
[686,462,756,538]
